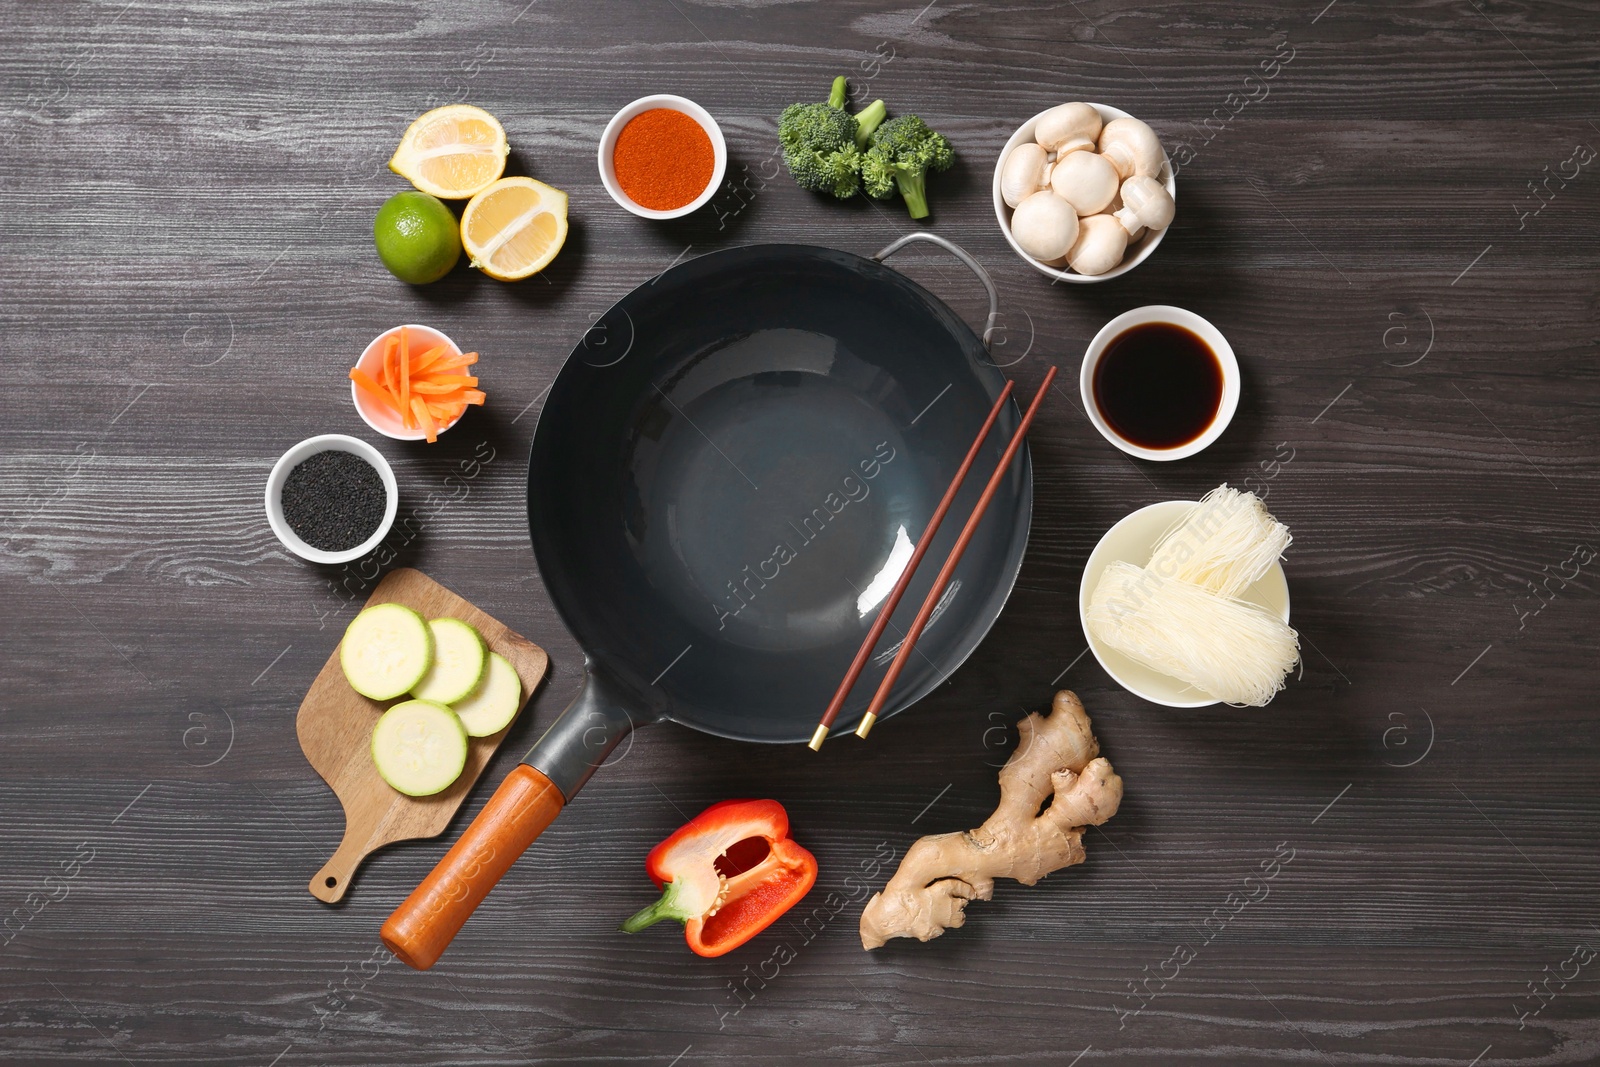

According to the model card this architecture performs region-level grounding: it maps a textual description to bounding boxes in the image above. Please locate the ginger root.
[860,690,1122,949]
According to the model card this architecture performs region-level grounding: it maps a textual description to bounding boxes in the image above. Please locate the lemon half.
[389,105,509,199]
[460,177,568,281]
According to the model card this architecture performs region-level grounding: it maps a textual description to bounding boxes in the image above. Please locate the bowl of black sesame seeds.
[265,434,397,564]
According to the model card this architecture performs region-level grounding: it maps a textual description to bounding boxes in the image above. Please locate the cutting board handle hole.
[324,876,338,888]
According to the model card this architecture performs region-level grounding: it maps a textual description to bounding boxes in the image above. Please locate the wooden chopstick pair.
[808,366,1058,751]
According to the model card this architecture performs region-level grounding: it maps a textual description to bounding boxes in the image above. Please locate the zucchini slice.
[371,699,468,797]
[450,652,522,737]
[339,603,434,700]
[410,617,487,704]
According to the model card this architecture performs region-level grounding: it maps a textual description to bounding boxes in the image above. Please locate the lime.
[374,191,462,284]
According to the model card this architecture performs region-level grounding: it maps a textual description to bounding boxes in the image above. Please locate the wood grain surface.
[297,567,548,904]
[2,1,1598,1065]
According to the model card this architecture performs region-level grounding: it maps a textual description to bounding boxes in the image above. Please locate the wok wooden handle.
[380,764,564,970]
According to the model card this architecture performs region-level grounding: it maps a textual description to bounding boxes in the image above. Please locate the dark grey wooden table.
[5,1,1598,1064]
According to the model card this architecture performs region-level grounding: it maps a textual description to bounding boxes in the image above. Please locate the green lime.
[374,190,461,284]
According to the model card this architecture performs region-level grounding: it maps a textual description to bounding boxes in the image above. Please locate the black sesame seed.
[282,450,386,552]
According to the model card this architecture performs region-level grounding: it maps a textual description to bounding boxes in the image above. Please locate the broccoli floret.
[779,101,862,198]
[861,115,955,220]
[778,77,889,200]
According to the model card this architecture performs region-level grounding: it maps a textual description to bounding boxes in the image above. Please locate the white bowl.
[992,103,1175,283]
[1078,500,1291,707]
[597,95,727,220]
[351,324,467,442]
[266,434,398,565]
[1080,305,1239,462]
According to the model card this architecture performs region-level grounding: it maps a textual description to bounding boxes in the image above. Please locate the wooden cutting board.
[296,568,548,903]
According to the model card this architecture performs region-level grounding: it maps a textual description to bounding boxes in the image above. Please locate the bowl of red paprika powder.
[598,94,727,220]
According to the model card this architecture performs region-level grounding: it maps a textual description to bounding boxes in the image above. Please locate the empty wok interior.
[528,245,1030,742]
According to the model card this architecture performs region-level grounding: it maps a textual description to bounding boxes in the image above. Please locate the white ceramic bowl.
[597,95,727,220]
[266,434,398,565]
[992,103,1176,283]
[1078,500,1291,707]
[351,324,467,441]
[1080,305,1239,462]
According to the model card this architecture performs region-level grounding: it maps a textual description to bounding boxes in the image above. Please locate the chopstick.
[855,365,1058,740]
[808,381,1017,752]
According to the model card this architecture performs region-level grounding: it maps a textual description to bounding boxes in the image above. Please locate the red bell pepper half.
[621,798,817,957]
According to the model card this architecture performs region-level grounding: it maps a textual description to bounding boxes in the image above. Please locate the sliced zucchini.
[340,603,434,700]
[371,699,468,797]
[450,652,522,737]
[410,617,487,704]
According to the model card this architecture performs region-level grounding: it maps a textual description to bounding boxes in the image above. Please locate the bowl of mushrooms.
[993,103,1176,283]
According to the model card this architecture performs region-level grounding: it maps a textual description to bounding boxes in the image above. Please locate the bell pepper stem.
[620,879,695,933]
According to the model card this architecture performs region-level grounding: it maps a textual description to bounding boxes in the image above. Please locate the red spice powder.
[613,108,715,211]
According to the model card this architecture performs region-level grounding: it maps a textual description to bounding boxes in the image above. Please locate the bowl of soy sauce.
[1079,306,1240,461]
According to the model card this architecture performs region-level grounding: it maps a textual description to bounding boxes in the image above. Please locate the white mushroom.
[1113,174,1175,235]
[1049,151,1119,216]
[1113,193,1144,241]
[1000,142,1050,209]
[1010,190,1079,263]
[1054,137,1097,159]
[1034,102,1102,153]
[1097,117,1165,180]
[1066,213,1129,276]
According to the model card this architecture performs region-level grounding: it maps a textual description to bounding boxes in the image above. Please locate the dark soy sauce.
[1092,322,1223,449]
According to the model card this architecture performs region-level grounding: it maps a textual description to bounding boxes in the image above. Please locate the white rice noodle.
[1145,485,1291,598]
[1087,561,1299,707]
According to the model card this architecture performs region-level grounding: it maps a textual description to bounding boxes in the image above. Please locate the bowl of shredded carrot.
[598,94,726,220]
[349,324,485,443]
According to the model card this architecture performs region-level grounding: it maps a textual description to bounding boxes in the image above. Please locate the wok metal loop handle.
[874,232,1000,349]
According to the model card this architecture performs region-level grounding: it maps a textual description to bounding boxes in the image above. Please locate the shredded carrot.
[409,344,449,375]
[410,397,438,443]
[430,352,479,371]
[462,389,486,405]
[381,335,399,395]
[412,377,478,395]
[350,367,392,407]
[425,400,465,421]
[399,327,412,428]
